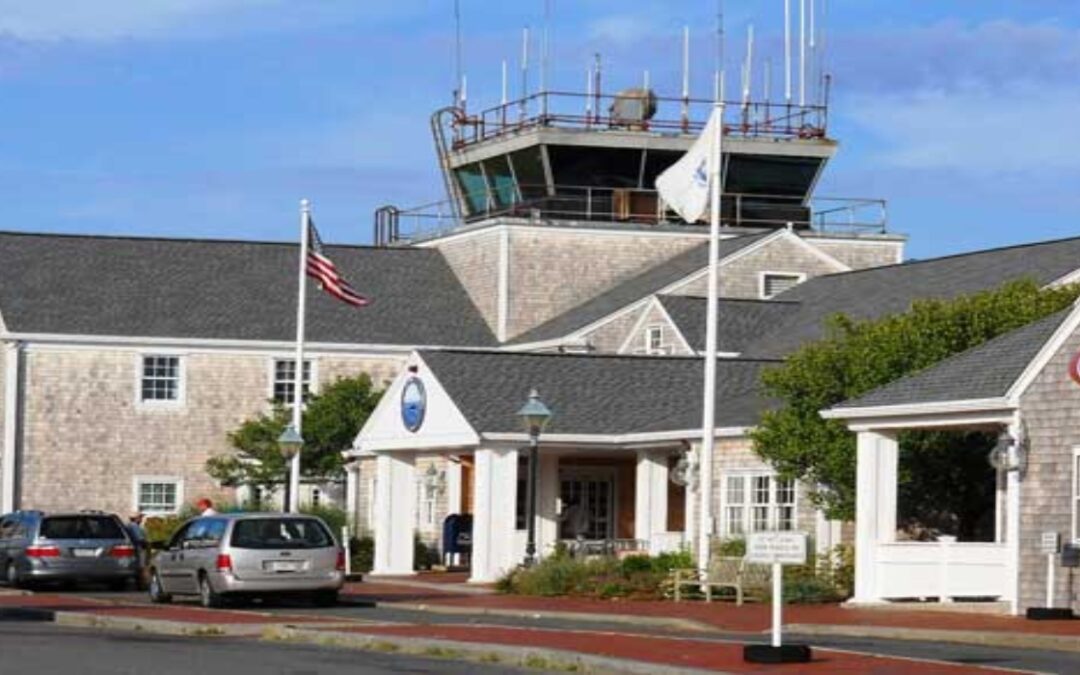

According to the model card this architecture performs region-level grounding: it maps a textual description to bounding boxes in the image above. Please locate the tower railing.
[373,184,886,247]
[447,91,828,151]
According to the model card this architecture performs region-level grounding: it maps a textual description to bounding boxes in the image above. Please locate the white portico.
[824,302,1080,615]
[349,349,777,584]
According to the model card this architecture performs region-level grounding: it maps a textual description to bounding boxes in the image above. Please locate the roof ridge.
[659,294,801,306]
[811,233,1080,281]
[0,229,424,251]
[419,348,783,364]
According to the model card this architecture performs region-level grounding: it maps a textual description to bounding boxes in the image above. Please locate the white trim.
[2,342,21,513]
[1006,299,1080,402]
[413,220,716,249]
[775,230,852,272]
[481,427,750,445]
[758,270,807,299]
[497,226,510,342]
[719,471,799,536]
[1045,266,1080,289]
[133,353,187,411]
[1072,446,1080,544]
[132,475,184,515]
[822,397,1014,421]
[617,297,665,355]
[653,299,695,355]
[0,331,424,355]
[267,356,320,406]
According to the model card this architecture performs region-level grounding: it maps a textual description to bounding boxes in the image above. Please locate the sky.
[1,1,1078,260]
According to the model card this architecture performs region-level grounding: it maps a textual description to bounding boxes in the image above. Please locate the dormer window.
[761,272,806,299]
[645,325,668,355]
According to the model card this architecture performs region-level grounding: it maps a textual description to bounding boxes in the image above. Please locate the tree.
[751,279,1079,524]
[207,374,382,493]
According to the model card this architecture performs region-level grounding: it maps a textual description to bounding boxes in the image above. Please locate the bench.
[672,556,771,605]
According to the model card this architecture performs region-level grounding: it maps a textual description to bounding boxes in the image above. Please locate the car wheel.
[198,574,224,609]
[311,590,338,607]
[148,570,172,604]
[5,561,21,588]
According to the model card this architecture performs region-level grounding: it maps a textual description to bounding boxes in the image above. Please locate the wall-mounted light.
[670,451,698,488]
[988,428,1028,473]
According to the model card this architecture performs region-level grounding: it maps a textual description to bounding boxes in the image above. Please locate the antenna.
[742,24,754,113]
[716,0,726,103]
[454,0,464,108]
[585,65,593,123]
[593,52,602,123]
[541,0,552,117]
[809,0,817,104]
[643,69,650,90]
[520,27,530,121]
[682,25,690,130]
[784,0,792,104]
[799,0,807,107]
[501,60,508,105]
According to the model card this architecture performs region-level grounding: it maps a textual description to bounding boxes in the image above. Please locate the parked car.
[0,510,138,589]
[148,513,344,608]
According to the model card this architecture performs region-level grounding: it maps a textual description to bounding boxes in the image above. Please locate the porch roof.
[419,349,779,437]
[827,309,1070,415]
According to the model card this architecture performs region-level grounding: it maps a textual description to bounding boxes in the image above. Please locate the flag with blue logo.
[655,107,723,223]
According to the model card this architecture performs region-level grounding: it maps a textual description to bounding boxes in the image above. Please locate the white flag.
[655,107,723,223]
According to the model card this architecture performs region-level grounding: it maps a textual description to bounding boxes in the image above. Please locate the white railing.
[874,539,1008,601]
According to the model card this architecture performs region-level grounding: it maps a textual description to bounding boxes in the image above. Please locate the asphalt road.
[38,589,1080,674]
[0,620,524,675]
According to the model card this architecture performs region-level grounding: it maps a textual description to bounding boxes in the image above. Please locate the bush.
[414,537,440,571]
[350,536,374,573]
[497,548,691,600]
[302,504,348,535]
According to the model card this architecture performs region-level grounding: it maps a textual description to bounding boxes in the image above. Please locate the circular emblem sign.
[400,377,426,433]
[1069,351,1080,386]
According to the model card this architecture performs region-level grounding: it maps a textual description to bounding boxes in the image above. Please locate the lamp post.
[277,424,303,513]
[516,389,552,567]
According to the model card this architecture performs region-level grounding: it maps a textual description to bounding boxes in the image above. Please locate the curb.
[786,623,1080,653]
[367,599,716,634]
[270,624,723,674]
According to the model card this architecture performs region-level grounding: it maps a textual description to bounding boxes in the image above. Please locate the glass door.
[559,470,615,540]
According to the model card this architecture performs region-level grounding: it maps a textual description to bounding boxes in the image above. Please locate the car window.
[40,516,124,540]
[166,522,194,550]
[185,519,226,547]
[0,516,15,539]
[230,518,333,550]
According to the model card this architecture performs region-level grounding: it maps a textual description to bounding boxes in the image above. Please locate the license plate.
[71,548,97,558]
[265,560,301,573]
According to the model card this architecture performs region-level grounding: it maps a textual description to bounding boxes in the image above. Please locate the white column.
[371,452,417,576]
[683,445,699,552]
[470,447,519,583]
[634,450,669,552]
[853,430,898,603]
[446,457,462,516]
[2,342,21,514]
[1004,419,1023,615]
[537,453,560,557]
[344,461,359,532]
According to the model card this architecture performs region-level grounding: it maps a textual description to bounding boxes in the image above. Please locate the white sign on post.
[1041,532,1061,554]
[747,531,808,565]
[746,532,809,650]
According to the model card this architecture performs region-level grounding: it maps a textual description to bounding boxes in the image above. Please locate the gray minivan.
[0,511,138,589]
[148,513,344,608]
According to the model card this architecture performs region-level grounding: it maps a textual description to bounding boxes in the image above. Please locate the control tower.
[374,83,884,245]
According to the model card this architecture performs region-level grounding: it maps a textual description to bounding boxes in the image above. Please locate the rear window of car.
[230,518,333,550]
[40,516,125,540]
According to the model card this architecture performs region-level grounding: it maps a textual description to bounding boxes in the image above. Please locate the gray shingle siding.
[0,231,496,347]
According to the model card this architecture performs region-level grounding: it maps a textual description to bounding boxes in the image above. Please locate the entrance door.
[559,469,615,540]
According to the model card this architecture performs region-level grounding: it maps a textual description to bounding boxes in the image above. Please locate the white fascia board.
[1005,298,1080,402]
[653,298,696,355]
[481,426,750,446]
[0,310,7,335]
[844,410,1016,433]
[1045,267,1080,289]
[354,352,481,453]
[0,331,429,355]
[414,221,716,249]
[779,230,852,272]
[822,397,1014,424]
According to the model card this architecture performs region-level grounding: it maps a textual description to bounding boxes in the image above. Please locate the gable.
[354,353,480,453]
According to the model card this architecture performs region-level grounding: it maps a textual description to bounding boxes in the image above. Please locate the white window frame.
[1073,447,1080,543]
[644,324,669,355]
[267,357,318,406]
[134,353,186,409]
[719,472,798,536]
[758,271,807,299]
[132,476,184,515]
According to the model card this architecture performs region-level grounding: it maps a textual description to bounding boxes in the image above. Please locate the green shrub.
[712,537,746,557]
[350,536,374,573]
[414,537,440,571]
[498,550,690,600]
[302,504,347,535]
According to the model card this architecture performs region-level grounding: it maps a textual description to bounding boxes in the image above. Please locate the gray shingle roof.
[746,235,1080,359]
[658,295,800,354]
[419,349,780,435]
[0,231,496,346]
[834,309,1071,410]
[509,232,770,345]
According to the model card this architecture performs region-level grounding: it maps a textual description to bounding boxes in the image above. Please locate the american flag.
[306,221,370,308]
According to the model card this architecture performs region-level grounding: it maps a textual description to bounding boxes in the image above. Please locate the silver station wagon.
[0,511,138,589]
[148,513,344,608]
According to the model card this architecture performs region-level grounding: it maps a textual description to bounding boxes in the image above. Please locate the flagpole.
[289,199,311,514]
[698,102,725,574]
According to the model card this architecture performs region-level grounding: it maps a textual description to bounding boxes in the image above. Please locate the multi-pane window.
[721,473,797,535]
[646,326,664,354]
[137,480,179,514]
[141,356,181,402]
[762,273,804,299]
[273,359,312,405]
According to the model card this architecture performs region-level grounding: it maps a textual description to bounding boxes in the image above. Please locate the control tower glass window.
[454,163,488,216]
[482,156,517,209]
